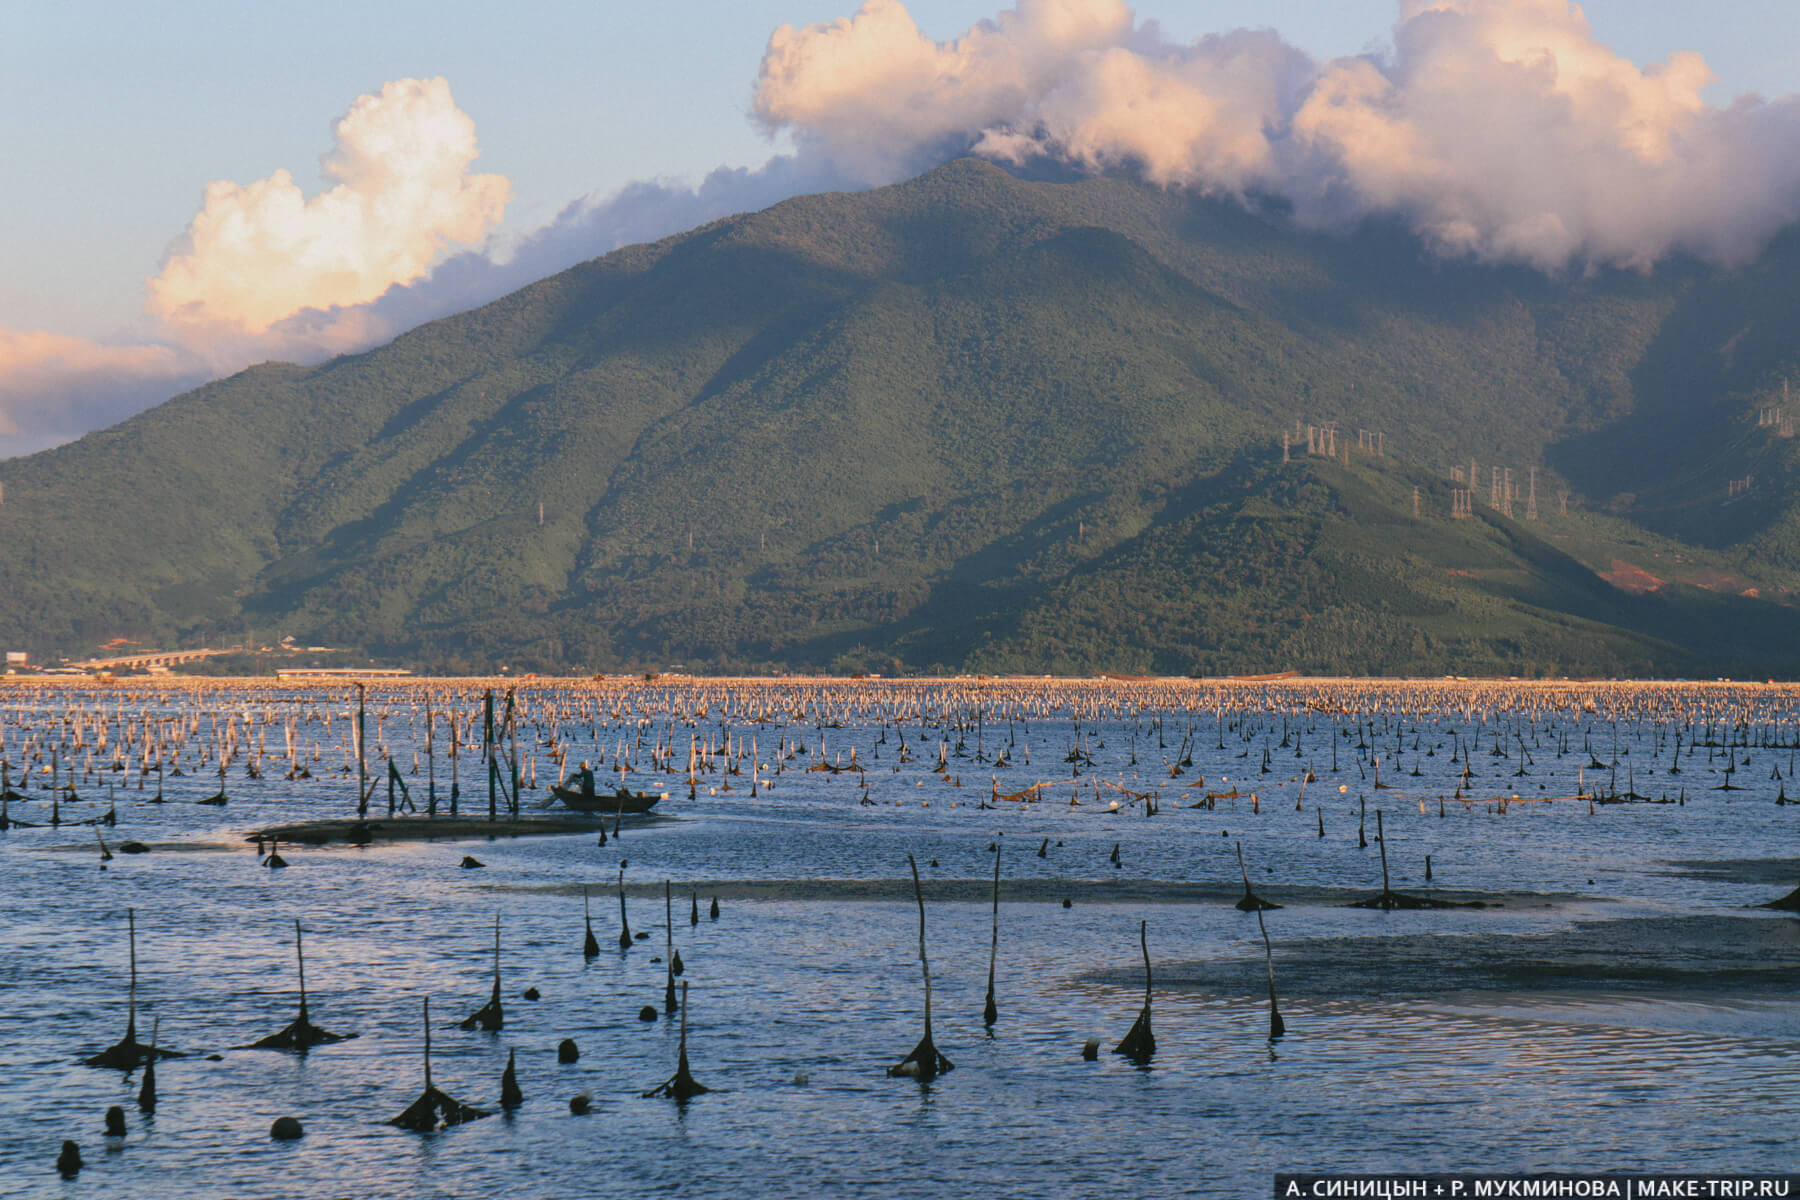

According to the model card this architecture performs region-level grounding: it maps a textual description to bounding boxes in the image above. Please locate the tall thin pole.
[296,919,309,1022]
[127,907,138,1042]
[485,690,496,823]
[425,694,437,817]
[507,690,520,817]
[355,685,368,820]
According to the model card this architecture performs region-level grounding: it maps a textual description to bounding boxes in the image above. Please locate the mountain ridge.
[4,157,1799,676]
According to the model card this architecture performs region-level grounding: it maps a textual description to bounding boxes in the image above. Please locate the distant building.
[5,651,26,665]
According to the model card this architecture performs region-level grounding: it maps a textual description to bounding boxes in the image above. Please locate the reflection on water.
[1,680,1798,1197]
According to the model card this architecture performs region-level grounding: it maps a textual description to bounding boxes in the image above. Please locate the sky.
[1,0,1797,455]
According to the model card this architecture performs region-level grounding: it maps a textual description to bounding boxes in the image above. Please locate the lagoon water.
[1,679,1797,1199]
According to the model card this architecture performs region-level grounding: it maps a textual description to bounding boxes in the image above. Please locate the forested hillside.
[4,158,1798,676]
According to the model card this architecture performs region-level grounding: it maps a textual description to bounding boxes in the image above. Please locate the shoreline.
[1135,911,1800,998]
[22,812,676,851]
[484,876,1575,907]
[247,812,673,846]
[1,673,1794,694]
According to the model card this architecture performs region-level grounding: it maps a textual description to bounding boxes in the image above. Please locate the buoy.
[461,855,484,869]
[104,1106,126,1138]
[270,1116,304,1141]
[638,1006,658,1022]
[57,1141,82,1177]
[1081,1039,1100,1061]
[569,1093,592,1115]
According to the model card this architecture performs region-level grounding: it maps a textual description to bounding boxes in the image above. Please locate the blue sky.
[3,0,1793,343]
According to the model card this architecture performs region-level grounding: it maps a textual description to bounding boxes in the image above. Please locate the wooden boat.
[550,781,663,814]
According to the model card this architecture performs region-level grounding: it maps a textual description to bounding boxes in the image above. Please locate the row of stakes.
[60,803,1660,1181]
[59,872,723,1178]
[56,827,1310,1180]
[45,802,1548,1180]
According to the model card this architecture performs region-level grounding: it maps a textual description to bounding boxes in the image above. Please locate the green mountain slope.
[2,157,1798,676]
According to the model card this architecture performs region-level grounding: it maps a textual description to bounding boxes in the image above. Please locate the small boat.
[550,780,663,814]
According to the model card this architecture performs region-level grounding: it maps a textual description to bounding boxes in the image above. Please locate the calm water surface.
[1,679,1797,1199]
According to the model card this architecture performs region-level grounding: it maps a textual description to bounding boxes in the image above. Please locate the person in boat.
[562,763,644,808]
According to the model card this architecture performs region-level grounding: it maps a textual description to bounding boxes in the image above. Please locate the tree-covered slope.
[2,157,1797,675]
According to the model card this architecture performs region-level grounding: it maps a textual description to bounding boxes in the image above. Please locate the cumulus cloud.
[755,0,1800,270]
[0,76,858,456]
[754,0,1134,181]
[0,77,510,453]
[147,77,509,351]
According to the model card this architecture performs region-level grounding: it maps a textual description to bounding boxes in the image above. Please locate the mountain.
[4,157,1800,676]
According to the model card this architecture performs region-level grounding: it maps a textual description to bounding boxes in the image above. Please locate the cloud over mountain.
[10,1,1800,457]
[756,0,1800,270]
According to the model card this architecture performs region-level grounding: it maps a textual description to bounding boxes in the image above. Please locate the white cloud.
[147,77,509,347]
[754,0,1800,270]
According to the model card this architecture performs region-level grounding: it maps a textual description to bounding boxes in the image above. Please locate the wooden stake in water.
[425,694,437,816]
[664,882,678,1014]
[84,908,169,1069]
[137,1018,159,1112]
[583,887,599,958]
[618,865,632,949]
[355,685,368,821]
[246,919,352,1050]
[457,916,504,1031]
[984,844,1000,1028]
[1114,921,1155,1062]
[642,981,708,1102]
[888,854,953,1079]
[389,997,493,1131]
[1256,907,1285,1039]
